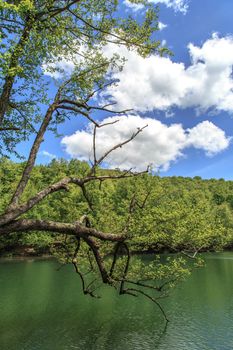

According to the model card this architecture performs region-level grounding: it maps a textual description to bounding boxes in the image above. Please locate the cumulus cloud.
[61,115,231,171]
[124,0,189,13]
[102,34,233,114]
[187,121,231,156]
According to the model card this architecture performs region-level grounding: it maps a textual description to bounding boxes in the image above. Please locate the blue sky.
[155,0,233,178]
[25,0,233,179]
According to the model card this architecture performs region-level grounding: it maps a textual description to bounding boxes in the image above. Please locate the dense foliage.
[1,157,232,255]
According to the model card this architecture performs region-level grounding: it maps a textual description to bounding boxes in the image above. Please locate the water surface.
[0,253,233,350]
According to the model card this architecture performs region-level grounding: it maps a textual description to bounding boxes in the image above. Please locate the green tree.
[0,0,191,321]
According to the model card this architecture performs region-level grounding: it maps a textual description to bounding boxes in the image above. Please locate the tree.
[0,0,188,322]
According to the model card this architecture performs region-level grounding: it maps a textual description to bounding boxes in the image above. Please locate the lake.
[0,252,233,350]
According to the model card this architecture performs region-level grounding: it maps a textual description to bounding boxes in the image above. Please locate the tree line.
[1,157,232,256]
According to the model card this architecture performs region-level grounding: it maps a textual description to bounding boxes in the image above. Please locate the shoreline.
[1,247,232,261]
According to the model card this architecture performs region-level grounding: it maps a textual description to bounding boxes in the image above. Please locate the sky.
[31,0,233,179]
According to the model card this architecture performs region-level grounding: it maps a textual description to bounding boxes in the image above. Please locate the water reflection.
[0,253,233,350]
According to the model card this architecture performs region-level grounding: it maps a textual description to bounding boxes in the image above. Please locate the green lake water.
[0,252,233,350]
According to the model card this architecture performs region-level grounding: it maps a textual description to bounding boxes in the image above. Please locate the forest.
[1,157,232,257]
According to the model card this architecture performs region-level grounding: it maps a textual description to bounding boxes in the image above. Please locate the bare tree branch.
[7,99,59,209]
[89,124,148,175]
[0,219,126,242]
[121,287,169,323]
[56,105,99,126]
[83,236,111,284]
[0,127,20,131]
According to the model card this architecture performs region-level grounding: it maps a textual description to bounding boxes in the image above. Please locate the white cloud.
[42,57,75,79]
[123,0,145,12]
[151,0,189,14]
[161,39,167,47]
[187,121,231,156]
[40,151,57,160]
[61,115,230,171]
[158,21,168,30]
[102,35,233,114]
[124,0,189,13]
[43,34,233,120]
